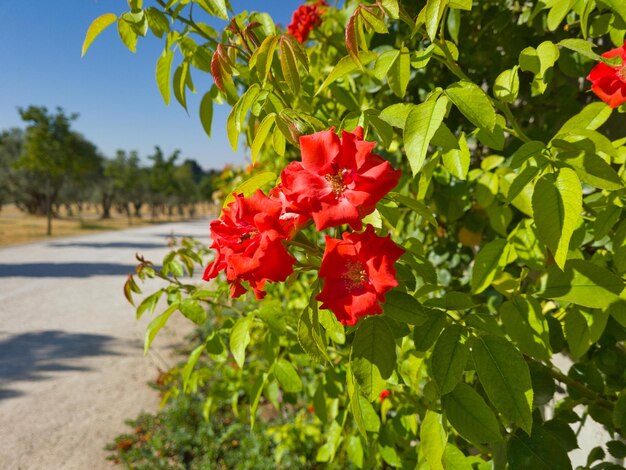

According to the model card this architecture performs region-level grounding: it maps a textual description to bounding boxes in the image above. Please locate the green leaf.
[501,296,551,360]
[446,81,496,132]
[443,382,503,444]
[413,309,446,352]
[442,131,470,180]
[532,168,581,269]
[560,151,623,191]
[602,0,626,24]
[471,334,533,434]
[251,113,276,164]
[506,165,541,204]
[424,292,478,310]
[391,192,438,227]
[145,7,169,38]
[251,35,278,86]
[424,0,446,41]
[179,298,206,325]
[117,17,138,53]
[494,66,519,103]
[387,46,410,98]
[547,0,573,31]
[558,38,601,62]
[156,49,174,105]
[350,316,396,401]
[614,390,626,431]
[373,49,398,80]
[384,290,428,325]
[594,204,622,239]
[542,259,625,309]
[197,0,228,19]
[316,52,377,94]
[471,238,508,294]
[274,358,303,393]
[507,427,572,470]
[404,96,449,175]
[519,41,559,95]
[199,91,213,138]
[230,315,254,368]
[347,367,367,439]
[144,302,178,353]
[420,410,447,470]
[82,13,117,56]
[431,324,469,394]
[510,140,545,168]
[298,301,328,364]
[361,6,388,33]
[280,38,300,94]
[173,62,190,111]
[379,103,412,128]
[181,344,204,392]
[222,172,276,208]
[346,435,364,468]
[563,308,591,359]
[136,289,163,320]
[319,309,346,344]
[448,0,472,9]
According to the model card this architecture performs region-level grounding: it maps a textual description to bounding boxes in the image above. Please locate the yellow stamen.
[344,261,367,291]
[324,173,347,197]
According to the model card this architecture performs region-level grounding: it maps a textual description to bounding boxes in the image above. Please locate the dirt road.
[0,221,210,469]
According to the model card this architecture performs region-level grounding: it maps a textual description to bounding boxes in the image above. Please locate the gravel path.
[0,221,210,469]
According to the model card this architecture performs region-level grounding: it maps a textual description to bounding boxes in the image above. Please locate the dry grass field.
[0,203,215,246]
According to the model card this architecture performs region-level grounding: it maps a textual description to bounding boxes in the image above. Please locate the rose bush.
[87,0,626,468]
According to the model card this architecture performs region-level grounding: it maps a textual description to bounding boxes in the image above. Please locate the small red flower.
[316,225,405,326]
[203,190,296,299]
[587,41,626,108]
[287,1,326,43]
[279,127,401,231]
[380,389,390,402]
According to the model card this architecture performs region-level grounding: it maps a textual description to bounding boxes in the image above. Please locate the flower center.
[239,230,258,243]
[618,65,626,82]
[343,261,368,291]
[325,172,347,197]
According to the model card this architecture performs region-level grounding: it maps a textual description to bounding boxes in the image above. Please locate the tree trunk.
[46,181,52,236]
[133,202,142,218]
[101,192,113,219]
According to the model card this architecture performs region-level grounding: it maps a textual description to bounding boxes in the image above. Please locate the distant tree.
[148,146,179,220]
[0,128,24,211]
[13,106,100,235]
[103,149,144,222]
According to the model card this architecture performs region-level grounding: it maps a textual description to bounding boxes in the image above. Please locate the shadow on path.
[0,330,128,400]
[0,263,137,278]
[48,242,165,250]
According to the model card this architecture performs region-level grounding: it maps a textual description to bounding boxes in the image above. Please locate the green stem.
[155,0,214,43]
[547,362,614,410]
[498,102,532,143]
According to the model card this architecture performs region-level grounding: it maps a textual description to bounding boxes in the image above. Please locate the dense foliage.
[88,0,626,468]
[0,110,218,233]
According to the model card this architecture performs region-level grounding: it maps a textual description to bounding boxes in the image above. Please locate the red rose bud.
[287,1,326,44]
[203,190,296,299]
[380,389,390,402]
[316,225,405,326]
[279,127,401,231]
[587,41,626,109]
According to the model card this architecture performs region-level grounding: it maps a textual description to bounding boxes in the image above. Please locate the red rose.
[287,1,326,44]
[203,190,296,299]
[279,127,401,231]
[587,41,626,109]
[316,225,405,326]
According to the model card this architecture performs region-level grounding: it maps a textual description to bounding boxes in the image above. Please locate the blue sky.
[0,0,301,170]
